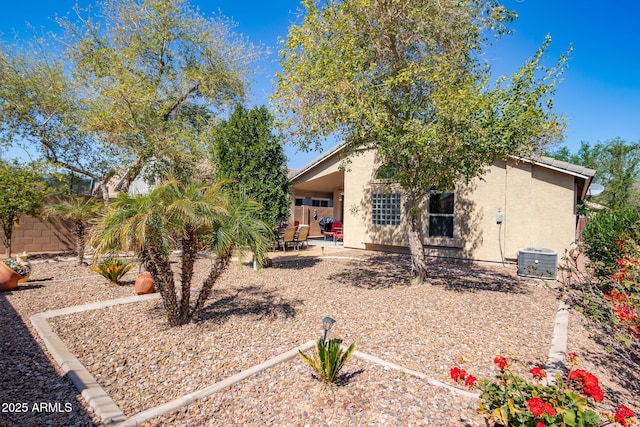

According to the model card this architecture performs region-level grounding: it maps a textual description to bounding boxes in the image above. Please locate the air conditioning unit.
[517,247,557,279]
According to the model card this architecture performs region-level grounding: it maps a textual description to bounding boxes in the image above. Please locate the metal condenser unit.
[517,247,557,279]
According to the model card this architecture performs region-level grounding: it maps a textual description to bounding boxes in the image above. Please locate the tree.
[61,0,262,189]
[0,42,123,202]
[273,0,566,284]
[0,0,261,196]
[43,196,103,265]
[88,177,271,326]
[212,104,291,227]
[0,160,50,257]
[548,139,640,207]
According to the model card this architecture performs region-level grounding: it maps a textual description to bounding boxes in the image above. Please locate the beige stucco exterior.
[290,146,594,265]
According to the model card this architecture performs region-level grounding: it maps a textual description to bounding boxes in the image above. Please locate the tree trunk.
[2,220,13,258]
[190,249,232,321]
[405,197,429,285]
[75,222,86,266]
[178,226,198,325]
[149,245,180,326]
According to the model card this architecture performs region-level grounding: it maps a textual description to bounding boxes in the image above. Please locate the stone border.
[545,301,570,382]
[30,294,161,425]
[30,293,483,426]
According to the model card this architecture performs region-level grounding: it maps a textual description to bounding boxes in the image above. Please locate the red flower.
[527,398,556,417]
[629,322,640,338]
[614,305,639,323]
[464,374,477,388]
[569,369,605,402]
[611,270,629,282]
[614,404,635,426]
[450,367,463,382]
[536,423,546,427]
[494,355,508,370]
[605,290,628,302]
[567,352,579,365]
[617,257,639,268]
[530,366,547,378]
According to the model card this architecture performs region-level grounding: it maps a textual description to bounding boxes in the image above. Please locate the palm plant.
[88,177,272,326]
[43,196,102,265]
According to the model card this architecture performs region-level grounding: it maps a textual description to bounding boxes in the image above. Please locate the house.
[289,145,596,266]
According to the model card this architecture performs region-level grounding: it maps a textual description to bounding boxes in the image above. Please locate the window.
[295,197,331,207]
[311,199,329,207]
[372,193,401,225]
[428,191,454,237]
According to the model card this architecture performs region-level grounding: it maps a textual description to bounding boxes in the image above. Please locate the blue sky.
[2,0,639,170]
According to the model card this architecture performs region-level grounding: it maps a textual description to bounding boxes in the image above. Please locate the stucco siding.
[343,154,580,264]
[293,147,584,266]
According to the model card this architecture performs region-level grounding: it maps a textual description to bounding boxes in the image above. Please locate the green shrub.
[583,206,639,274]
[90,258,134,285]
[299,338,356,385]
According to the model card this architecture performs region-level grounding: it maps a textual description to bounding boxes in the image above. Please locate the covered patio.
[289,146,345,238]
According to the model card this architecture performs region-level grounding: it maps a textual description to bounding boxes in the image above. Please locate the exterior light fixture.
[322,316,336,344]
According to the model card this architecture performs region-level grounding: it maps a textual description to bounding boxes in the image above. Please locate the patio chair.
[324,221,342,241]
[279,226,296,251]
[294,225,309,250]
[334,230,343,245]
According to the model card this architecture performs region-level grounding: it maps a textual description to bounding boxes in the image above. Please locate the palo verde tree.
[0,42,124,202]
[1,0,261,195]
[212,104,291,227]
[88,177,272,326]
[273,0,567,284]
[60,0,262,189]
[0,160,51,258]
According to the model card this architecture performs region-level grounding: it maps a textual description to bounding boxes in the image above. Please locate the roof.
[290,143,596,184]
[527,155,597,179]
[288,142,347,181]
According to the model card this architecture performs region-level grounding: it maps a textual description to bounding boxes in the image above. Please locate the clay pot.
[16,253,31,283]
[0,262,22,292]
[135,272,155,295]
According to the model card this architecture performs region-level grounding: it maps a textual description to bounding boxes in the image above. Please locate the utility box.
[517,247,557,279]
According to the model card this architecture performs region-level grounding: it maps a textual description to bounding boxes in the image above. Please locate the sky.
[1,0,639,171]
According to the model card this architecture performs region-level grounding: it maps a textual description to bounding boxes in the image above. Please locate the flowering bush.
[3,258,30,276]
[450,354,636,427]
[604,238,640,342]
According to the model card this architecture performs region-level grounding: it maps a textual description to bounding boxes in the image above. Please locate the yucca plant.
[90,258,134,285]
[299,338,356,384]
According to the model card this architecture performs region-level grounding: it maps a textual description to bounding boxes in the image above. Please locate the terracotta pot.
[0,262,22,292]
[135,272,155,295]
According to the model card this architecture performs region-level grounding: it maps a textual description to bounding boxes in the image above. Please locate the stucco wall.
[342,151,579,264]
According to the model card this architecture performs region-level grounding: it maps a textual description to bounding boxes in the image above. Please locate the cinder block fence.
[1,215,76,256]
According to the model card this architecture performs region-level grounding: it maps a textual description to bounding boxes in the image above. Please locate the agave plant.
[299,338,356,384]
[90,258,134,285]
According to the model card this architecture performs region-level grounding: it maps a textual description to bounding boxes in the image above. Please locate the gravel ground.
[1,249,637,426]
